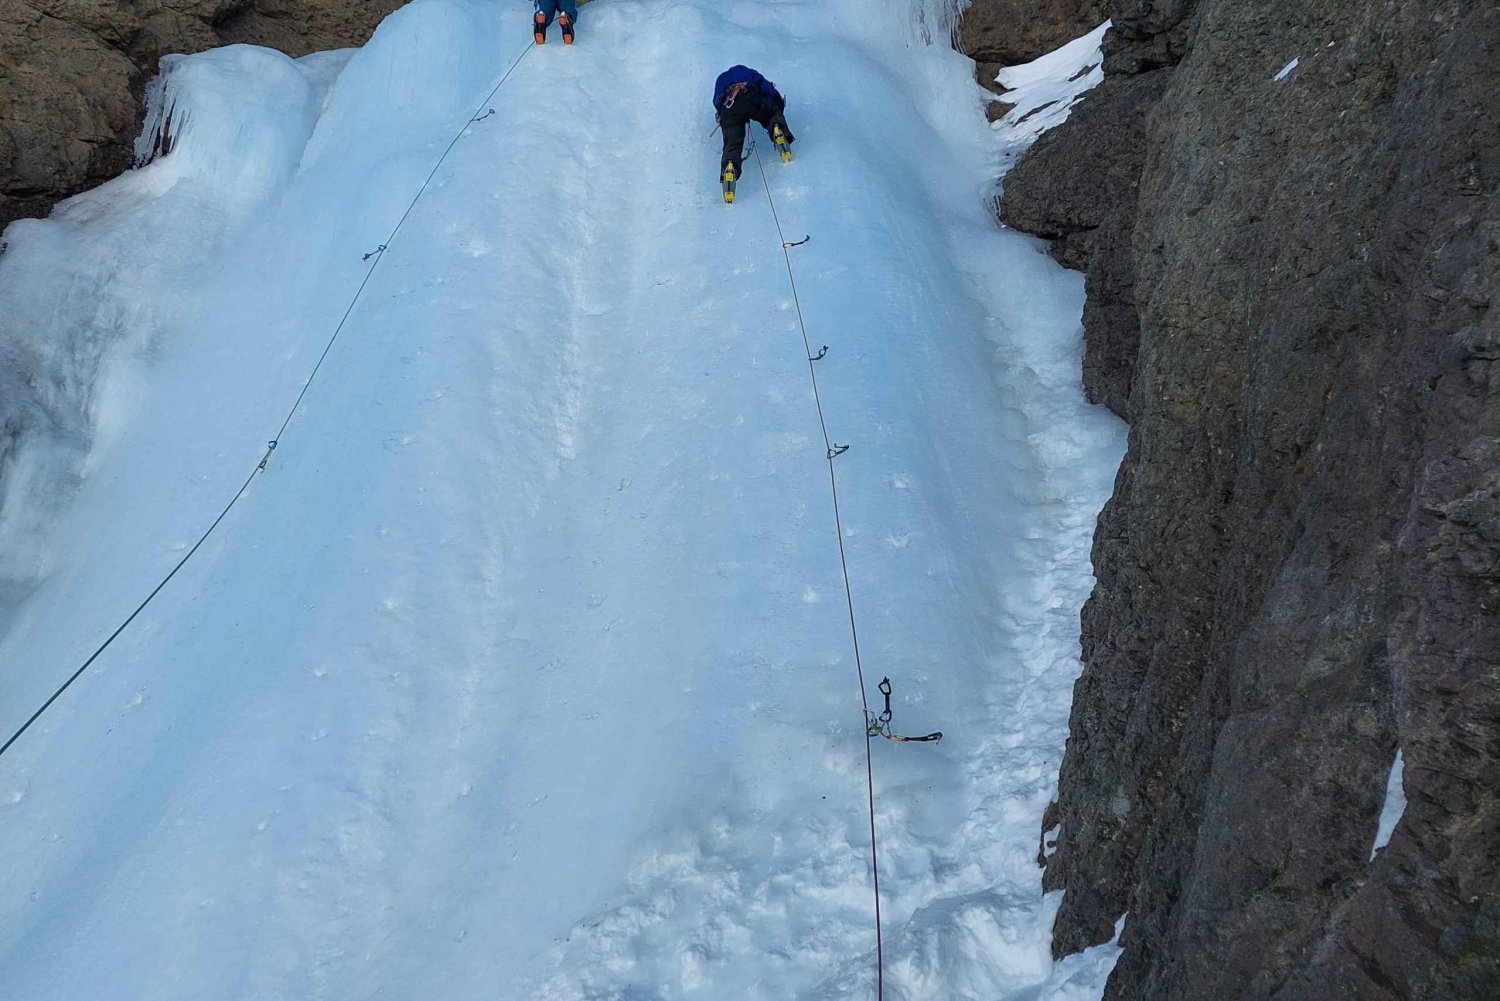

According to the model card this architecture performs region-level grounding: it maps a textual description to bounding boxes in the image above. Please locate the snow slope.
[0,2,1124,997]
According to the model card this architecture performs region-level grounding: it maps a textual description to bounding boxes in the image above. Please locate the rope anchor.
[784,235,811,249]
[828,443,850,459]
[257,439,278,472]
[866,677,943,743]
[472,108,495,122]
[809,345,828,362]
[362,244,387,261]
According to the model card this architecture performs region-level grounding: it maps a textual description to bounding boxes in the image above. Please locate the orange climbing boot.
[559,12,574,44]
[534,9,547,44]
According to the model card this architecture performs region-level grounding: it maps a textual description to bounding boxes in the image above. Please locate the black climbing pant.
[720,90,794,177]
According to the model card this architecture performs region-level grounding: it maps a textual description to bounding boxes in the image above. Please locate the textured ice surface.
[0,3,1125,997]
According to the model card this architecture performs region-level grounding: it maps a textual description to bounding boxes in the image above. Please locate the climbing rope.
[0,40,537,764]
[751,141,941,999]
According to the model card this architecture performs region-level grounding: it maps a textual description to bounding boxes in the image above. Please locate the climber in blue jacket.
[714,65,795,186]
[534,0,578,44]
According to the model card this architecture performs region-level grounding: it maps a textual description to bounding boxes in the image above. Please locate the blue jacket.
[713,66,780,112]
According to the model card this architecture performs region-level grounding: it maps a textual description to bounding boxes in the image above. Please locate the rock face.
[959,0,1110,67]
[986,0,1500,998]
[0,0,404,229]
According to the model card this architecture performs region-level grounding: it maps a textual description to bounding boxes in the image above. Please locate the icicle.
[134,57,192,166]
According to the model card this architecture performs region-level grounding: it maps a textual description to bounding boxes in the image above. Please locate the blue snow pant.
[535,0,578,27]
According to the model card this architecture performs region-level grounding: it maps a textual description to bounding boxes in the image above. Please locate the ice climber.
[713,65,795,203]
[534,0,577,45]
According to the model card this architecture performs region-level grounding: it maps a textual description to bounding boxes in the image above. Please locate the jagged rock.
[0,0,141,226]
[0,0,404,229]
[958,0,1111,68]
[1104,0,1196,71]
[217,0,406,54]
[999,0,1500,997]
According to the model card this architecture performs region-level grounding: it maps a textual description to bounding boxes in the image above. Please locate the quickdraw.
[866,677,943,743]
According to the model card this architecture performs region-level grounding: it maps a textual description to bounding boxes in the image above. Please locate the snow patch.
[1033,911,1126,1001]
[993,21,1110,157]
[1274,57,1300,81]
[1370,748,1406,859]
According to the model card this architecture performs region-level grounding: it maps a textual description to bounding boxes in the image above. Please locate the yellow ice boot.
[722,162,737,204]
[772,124,793,163]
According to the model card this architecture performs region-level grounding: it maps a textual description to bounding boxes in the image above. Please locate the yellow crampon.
[772,125,793,163]
[722,163,737,204]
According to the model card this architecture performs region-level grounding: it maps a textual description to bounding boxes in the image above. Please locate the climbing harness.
[867,678,943,743]
[751,141,943,1000]
[0,39,539,764]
